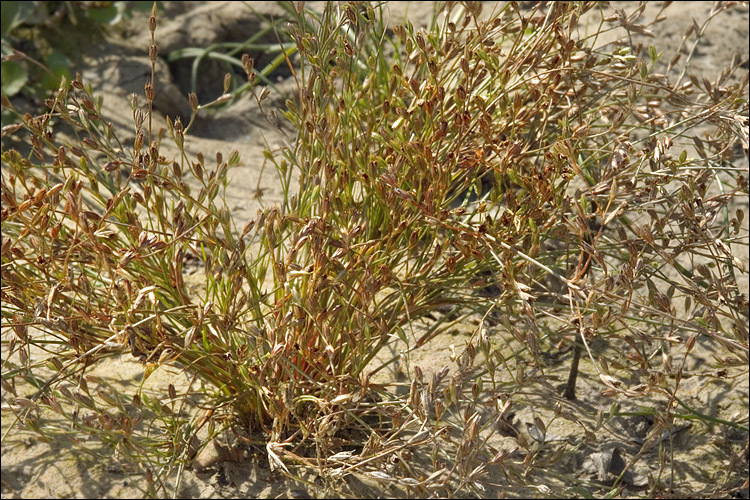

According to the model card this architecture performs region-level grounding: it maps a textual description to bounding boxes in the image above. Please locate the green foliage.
[1,2,748,497]
[0,60,27,96]
[1,1,155,124]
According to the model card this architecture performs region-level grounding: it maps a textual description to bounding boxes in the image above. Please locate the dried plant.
[2,1,747,498]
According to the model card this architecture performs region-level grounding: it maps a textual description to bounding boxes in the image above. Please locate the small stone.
[192,439,222,473]
[191,438,247,473]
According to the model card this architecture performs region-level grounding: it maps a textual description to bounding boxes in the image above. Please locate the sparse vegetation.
[1,1,155,127]
[2,2,748,498]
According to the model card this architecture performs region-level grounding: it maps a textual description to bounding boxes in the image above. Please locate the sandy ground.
[2,1,748,498]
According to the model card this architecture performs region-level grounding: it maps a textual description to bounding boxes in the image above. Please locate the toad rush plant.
[2,2,748,497]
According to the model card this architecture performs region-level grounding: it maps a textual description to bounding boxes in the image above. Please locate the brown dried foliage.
[1,1,748,497]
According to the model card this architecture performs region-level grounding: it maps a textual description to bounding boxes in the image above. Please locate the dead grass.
[1,1,748,497]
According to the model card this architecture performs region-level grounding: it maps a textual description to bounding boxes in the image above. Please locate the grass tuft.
[2,1,748,497]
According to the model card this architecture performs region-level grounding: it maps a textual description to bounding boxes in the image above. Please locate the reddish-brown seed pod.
[144,82,155,101]
[149,3,158,27]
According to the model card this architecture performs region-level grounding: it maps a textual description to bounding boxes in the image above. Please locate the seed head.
[149,3,158,31]
[144,81,155,102]
[223,73,232,94]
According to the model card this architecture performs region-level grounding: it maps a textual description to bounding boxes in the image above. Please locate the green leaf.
[86,3,126,25]
[132,1,162,13]
[41,51,71,90]
[1,108,14,127]
[0,2,21,38]
[1,1,38,38]
[0,60,28,96]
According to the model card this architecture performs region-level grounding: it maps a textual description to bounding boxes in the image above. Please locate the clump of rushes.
[1,1,748,497]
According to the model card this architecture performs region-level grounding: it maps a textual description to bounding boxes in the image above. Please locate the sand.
[2,2,748,498]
